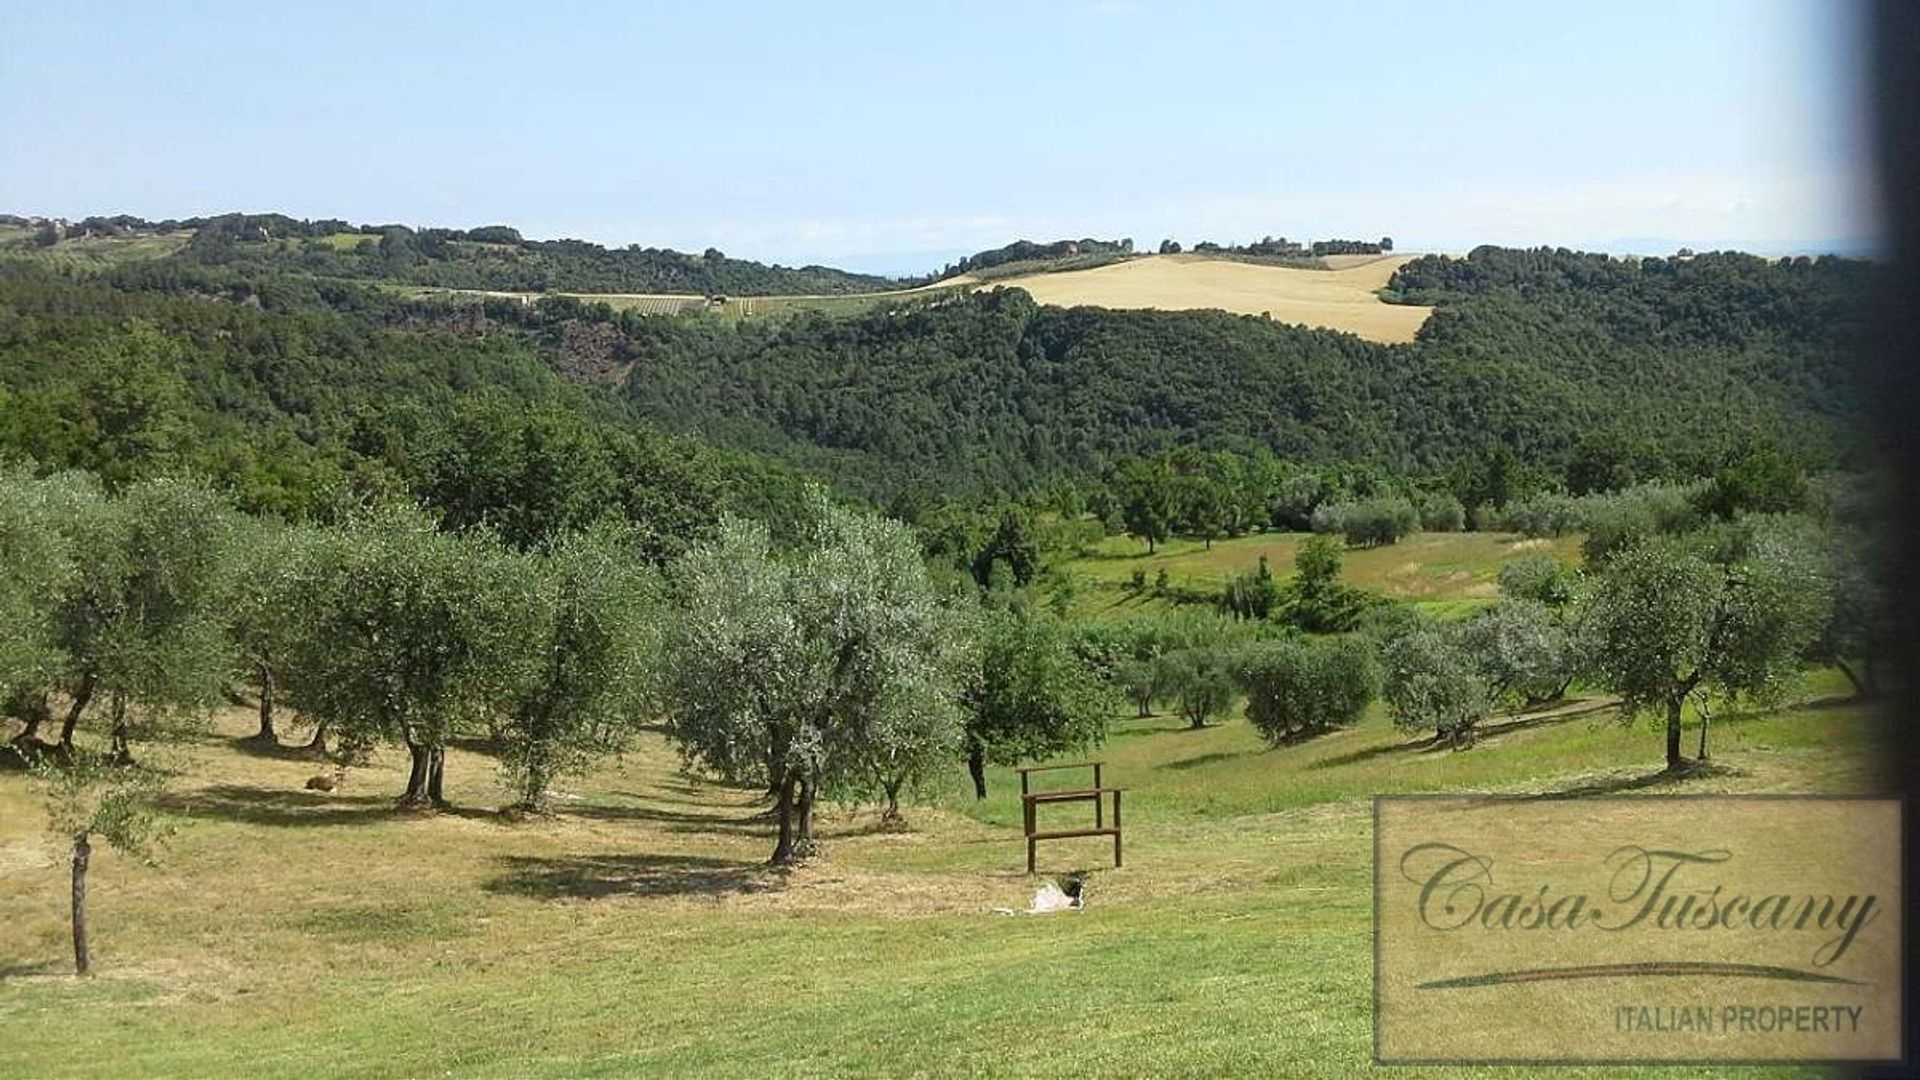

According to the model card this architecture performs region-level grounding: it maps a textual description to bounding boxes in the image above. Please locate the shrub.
[1235,636,1376,745]
[1580,482,1703,565]
[1308,501,1345,536]
[1336,496,1419,547]
[1497,491,1582,537]
[1379,624,1489,747]
[1497,554,1580,608]
[1156,647,1237,729]
[1494,481,1707,557]
[1414,492,1466,532]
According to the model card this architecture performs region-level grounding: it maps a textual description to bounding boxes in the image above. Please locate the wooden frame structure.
[1017,761,1123,873]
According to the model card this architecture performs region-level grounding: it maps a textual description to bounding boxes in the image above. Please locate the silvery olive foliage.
[1582,520,1829,769]
[0,466,93,714]
[663,494,970,860]
[1,472,230,974]
[1378,623,1488,746]
[1456,600,1573,708]
[223,515,335,742]
[276,504,530,807]
[1235,635,1377,746]
[1155,647,1236,729]
[53,476,236,756]
[498,524,663,812]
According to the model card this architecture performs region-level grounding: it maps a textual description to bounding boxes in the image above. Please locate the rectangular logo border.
[1371,792,1910,1067]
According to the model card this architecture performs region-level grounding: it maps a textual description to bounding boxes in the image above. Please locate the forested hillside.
[594,247,1868,496]
[2,213,899,296]
[0,241,1873,519]
[0,265,816,556]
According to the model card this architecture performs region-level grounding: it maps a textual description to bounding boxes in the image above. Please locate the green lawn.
[1061,530,1584,621]
[0,666,1870,1079]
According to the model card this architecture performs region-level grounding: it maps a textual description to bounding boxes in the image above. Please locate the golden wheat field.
[974,253,1432,343]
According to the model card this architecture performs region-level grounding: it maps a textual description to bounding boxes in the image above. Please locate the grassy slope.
[454,254,1433,337]
[1063,530,1586,622]
[0,226,191,267]
[0,227,1426,340]
[0,667,1867,1079]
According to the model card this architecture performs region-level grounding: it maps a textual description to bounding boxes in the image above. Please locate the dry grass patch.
[0,686,1868,1079]
[975,253,1432,343]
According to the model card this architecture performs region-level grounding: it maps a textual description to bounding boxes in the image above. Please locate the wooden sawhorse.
[1017,761,1123,873]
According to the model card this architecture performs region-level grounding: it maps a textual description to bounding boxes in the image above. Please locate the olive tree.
[499,525,661,814]
[9,476,224,974]
[1455,600,1574,709]
[279,506,528,808]
[1582,524,1828,771]
[31,749,169,974]
[1336,496,1420,548]
[1156,647,1236,729]
[50,477,234,761]
[664,499,968,862]
[1379,623,1490,747]
[1235,636,1376,745]
[1809,527,1889,699]
[0,467,94,750]
[224,517,334,747]
[1498,554,1581,609]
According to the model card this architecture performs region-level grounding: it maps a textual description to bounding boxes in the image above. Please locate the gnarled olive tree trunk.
[397,738,448,810]
[58,672,97,748]
[252,663,278,743]
[769,774,798,865]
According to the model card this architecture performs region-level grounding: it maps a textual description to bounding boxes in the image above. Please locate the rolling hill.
[952,253,1432,343]
[1,218,1428,341]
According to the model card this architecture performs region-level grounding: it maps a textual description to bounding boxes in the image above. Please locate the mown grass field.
[979,253,1433,343]
[1063,530,1585,622]
[0,656,1871,1079]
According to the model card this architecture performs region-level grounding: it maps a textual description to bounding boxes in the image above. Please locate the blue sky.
[0,1,1871,273]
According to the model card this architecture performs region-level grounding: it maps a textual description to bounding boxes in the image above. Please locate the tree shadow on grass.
[1515,759,1743,801]
[1161,749,1257,771]
[1310,701,1621,771]
[1111,717,1186,739]
[1478,698,1619,738]
[484,852,782,900]
[567,800,894,841]
[0,961,67,980]
[223,734,332,763]
[1310,736,1436,771]
[567,801,767,831]
[159,784,496,827]
[445,734,505,758]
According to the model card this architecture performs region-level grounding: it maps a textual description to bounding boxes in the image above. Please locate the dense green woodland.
[925,237,1135,281]
[10,212,898,296]
[0,239,1874,536]
[0,265,815,556]
[602,247,1868,498]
